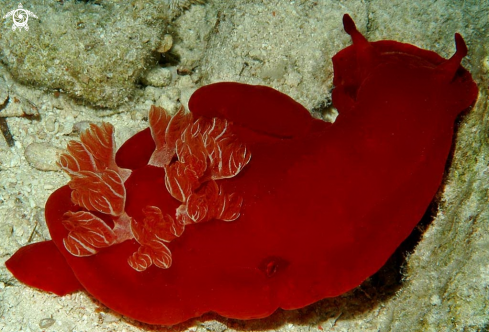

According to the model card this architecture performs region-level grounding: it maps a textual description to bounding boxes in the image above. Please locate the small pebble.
[25,142,63,171]
[157,34,173,53]
[141,67,173,87]
[0,94,39,117]
[73,121,93,134]
[430,294,442,306]
[156,91,180,114]
[45,116,57,133]
[99,312,119,324]
[39,317,56,329]
[143,86,164,102]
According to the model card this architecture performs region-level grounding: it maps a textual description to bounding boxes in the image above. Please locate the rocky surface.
[0,0,170,108]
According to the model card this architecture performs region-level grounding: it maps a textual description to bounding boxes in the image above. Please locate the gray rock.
[0,0,177,108]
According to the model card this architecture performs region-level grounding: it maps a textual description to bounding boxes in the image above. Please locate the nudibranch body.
[6,15,478,326]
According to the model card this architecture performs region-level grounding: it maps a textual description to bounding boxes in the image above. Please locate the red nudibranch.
[6,15,478,325]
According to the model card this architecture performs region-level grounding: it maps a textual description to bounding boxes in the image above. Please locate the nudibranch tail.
[68,169,125,216]
[59,121,133,258]
[148,106,193,167]
[62,211,117,257]
[147,105,171,166]
[59,105,251,272]
[60,123,131,180]
[149,106,251,226]
[128,206,184,271]
[59,122,131,217]
[186,180,243,223]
